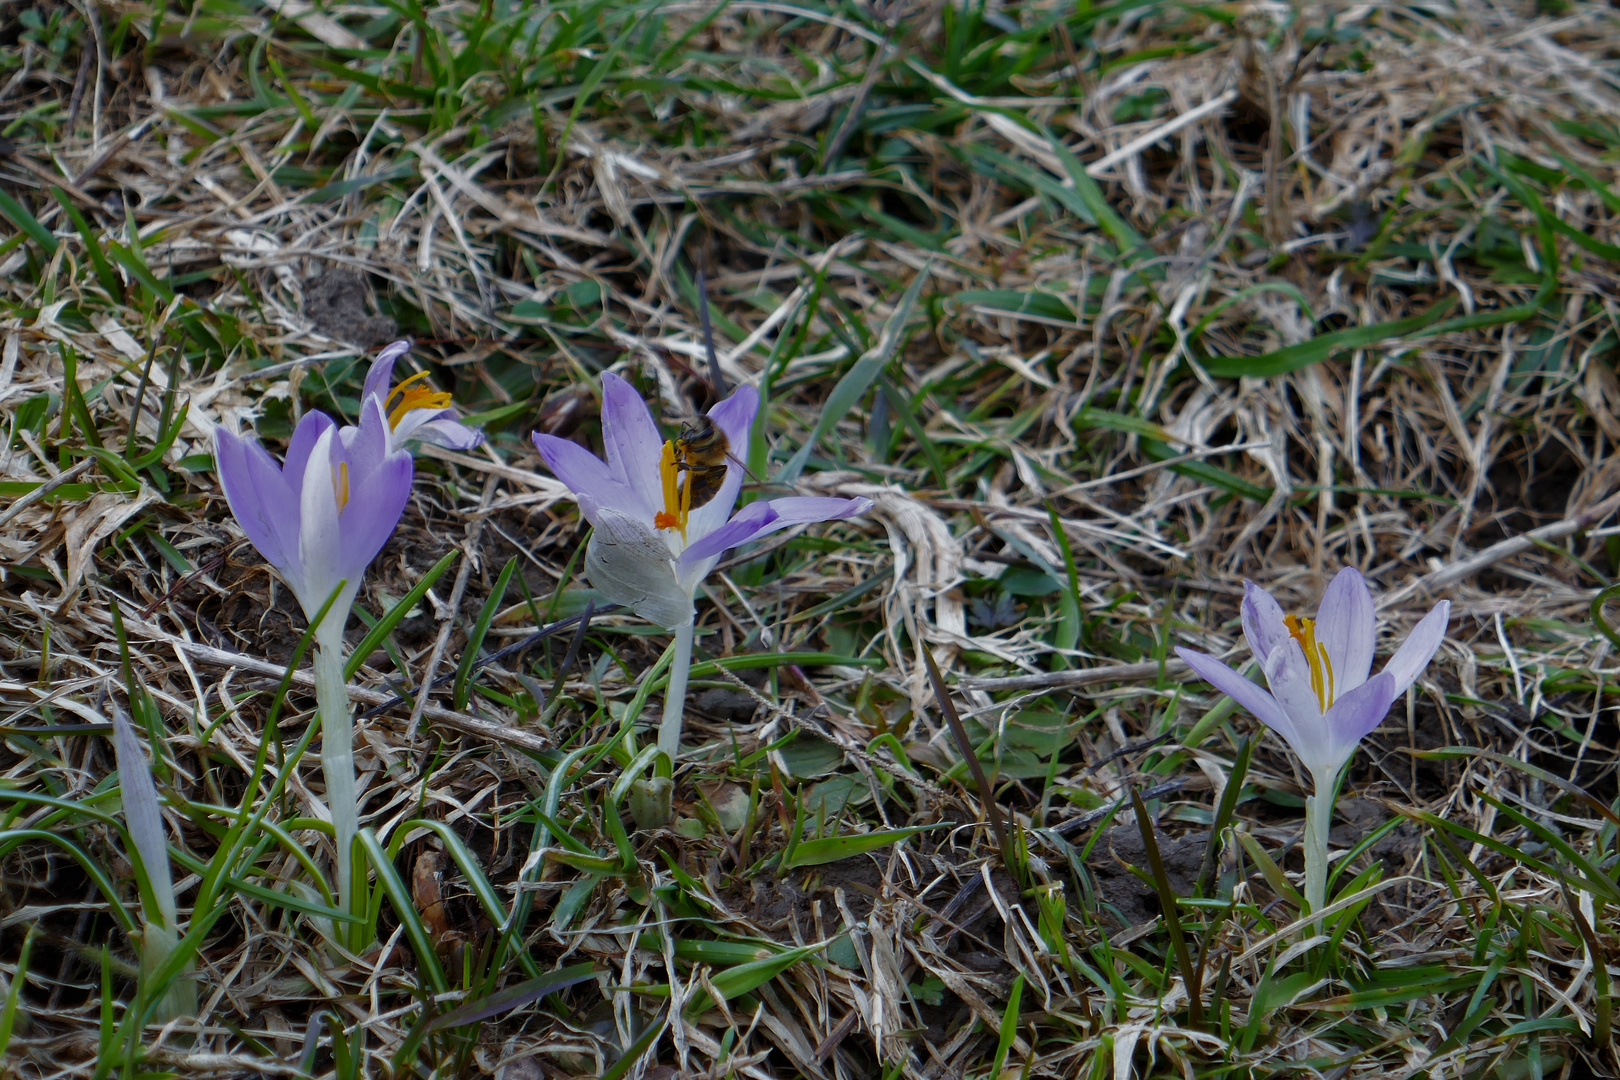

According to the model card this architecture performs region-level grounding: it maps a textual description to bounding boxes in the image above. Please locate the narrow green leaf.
[1235,830,1301,905]
[684,652,884,679]
[685,944,820,1017]
[0,189,58,254]
[358,828,449,994]
[52,190,120,296]
[303,164,417,203]
[1045,128,1147,260]
[108,242,177,304]
[1195,735,1251,897]
[1131,788,1202,1027]
[599,1012,667,1080]
[990,972,1025,1079]
[345,549,460,678]
[635,935,782,965]
[455,555,518,710]
[0,926,36,1052]
[951,288,1076,324]
[779,824,942,869]
[775,266,930,484]
[1200,299,1458,379]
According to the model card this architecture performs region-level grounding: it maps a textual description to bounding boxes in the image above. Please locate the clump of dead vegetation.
[0,0,1616,1077]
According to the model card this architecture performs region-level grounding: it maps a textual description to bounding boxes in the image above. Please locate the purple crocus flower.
[532,372,871,629]
[214,397,415,627]
[216,398,415,933]
[534,372,871,761]
[1176,566,1448,918]
[362,339,485,455]
[1175,567,1449,789]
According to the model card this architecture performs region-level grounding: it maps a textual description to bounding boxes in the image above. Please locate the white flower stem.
[657,622,694,763]
[1304,780,1333,931]
[314,627,360,946]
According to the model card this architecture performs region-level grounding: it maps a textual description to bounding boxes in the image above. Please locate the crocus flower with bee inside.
[1176,567,1448,922]
[534,372,871,759]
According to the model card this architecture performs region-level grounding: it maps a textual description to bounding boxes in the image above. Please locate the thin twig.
[408,474,498,737]
[923,650,1014,878]
[0,458,94,531]
[1380,488,1620,609]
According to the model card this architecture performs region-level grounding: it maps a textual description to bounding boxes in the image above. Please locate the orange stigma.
[1284,614,1334,710]
[654,439,687,537]
[385,371,453,431]
[333,462,350,511]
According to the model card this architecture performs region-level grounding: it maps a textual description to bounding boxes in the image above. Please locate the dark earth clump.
[304,269,398,347]
[1086,823,1208,929]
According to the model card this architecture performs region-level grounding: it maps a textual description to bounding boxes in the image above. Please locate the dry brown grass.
[0,0,1618,1076]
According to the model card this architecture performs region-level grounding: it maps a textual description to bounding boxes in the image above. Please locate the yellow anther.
[385,371,453,431]
[333,462,350,511]
[654,439,686,537]
[1284,614,1335,710]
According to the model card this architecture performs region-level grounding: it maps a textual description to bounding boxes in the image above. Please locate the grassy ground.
[0,0,1618,1075]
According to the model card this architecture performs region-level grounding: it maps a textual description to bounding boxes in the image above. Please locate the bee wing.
[585,508,694,628]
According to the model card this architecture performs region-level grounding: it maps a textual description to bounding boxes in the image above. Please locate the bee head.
[677,416,714,444]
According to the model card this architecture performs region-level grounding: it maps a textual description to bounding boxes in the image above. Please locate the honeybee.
[672,416,733,511]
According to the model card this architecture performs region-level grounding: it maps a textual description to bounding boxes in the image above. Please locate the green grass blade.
[454,555,518,710]
[426,963,598,1032]
[779,823,943,869]
[775,265,930,484]
[0,925,35,1051]
[346,548,461,678]
[1200,299,1458,378]
[989,972,1025,1080]
[52,189,120,296]
[0,189,58,254]
[358,827,449,995]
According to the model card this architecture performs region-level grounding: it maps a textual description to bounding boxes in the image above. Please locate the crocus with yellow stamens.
[214,398,414,938]
[533,372,871,758]
[1176,567,1448,920]
[362,339,485,455]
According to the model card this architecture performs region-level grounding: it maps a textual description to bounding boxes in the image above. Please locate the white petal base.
[586,508,695,628]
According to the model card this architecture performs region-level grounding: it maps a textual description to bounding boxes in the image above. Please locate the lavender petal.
[362,340,413,406]
[1320,671,1398,780]
[680,495,871,567]
[1314,566,1376,693]
[1240,581,1291,667]
[600,372,666,515]
[679,501,775,567]
[1176,646,1303,750]
[1380,600,1450,695]
[214,426,303,586]
[396,410,485,451]
[335,446,413,587]
[338,398,393,483]
[283,410,337,489]
[533,433,638,523]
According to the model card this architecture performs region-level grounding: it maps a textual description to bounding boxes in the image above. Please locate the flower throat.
[1284,614,1335,710]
